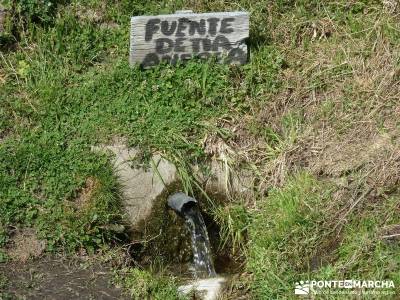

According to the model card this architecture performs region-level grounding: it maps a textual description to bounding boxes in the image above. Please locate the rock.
[197,159,254,198]
[178,277,226,300]
[92,142,177,227]
[92,139,254,226]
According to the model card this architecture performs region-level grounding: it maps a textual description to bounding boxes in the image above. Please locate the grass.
[247,174,400,299]
[0,274,12,300]
[114,268,186,300]
[247,173,331,298]
[0,1,283,252]
[1,0,400,299]
[213,202,250,255]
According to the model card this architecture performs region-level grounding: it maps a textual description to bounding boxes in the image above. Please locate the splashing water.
[182,205,216,278]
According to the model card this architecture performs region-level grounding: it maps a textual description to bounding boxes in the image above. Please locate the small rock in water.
[178,277,226,300]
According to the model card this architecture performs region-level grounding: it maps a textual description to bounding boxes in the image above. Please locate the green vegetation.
[1,0,399,299]
[0,1,281,252]
[248,174,330,298]
[248,174,400,299]
[114,268,185,300]
[213,202,250,255]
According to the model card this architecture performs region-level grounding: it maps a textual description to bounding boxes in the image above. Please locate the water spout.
[167,192,197,216]
[167,192,216,278]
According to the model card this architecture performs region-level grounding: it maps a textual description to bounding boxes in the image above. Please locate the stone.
[197,159,254,198]
[178,277,226,300]
[92,139,254,226]
[92,142,177,227]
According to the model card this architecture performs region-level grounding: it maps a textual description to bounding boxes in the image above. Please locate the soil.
[5,229,47,263]
[0,257,128,300]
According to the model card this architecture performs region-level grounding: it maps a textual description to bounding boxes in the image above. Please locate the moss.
[131,181,193,271]
[130,181,244,276]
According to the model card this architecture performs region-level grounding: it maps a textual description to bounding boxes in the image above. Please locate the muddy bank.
[0,256,128,300]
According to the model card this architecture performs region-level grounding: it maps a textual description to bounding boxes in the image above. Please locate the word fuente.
[130,11,249,68]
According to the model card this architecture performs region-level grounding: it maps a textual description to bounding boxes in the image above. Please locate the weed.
[114,268,186,300]
[213,202,250,255]
[0,273,11,299]
[247,174,400,299]
[247,173,331,298]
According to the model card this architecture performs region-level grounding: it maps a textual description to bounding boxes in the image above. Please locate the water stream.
[182,204,216,278]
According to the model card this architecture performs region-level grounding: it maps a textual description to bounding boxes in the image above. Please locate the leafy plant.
[14,0,65,23]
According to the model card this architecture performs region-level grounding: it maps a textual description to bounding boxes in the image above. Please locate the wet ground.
[0,257,128,300]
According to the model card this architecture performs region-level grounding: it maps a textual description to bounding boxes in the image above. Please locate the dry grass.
[0,68,5,85]
[211,5,400,200]
[6,228,46,262]
[73,176,101,211]
[200,6,400,297]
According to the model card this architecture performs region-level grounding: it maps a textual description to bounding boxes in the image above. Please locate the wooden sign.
[130,11,249,68]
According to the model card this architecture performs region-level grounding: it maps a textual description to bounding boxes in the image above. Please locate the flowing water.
[182,205,216,278]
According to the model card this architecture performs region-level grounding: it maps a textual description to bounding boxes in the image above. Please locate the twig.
[124,229,162,249]
[334,187,373,232]
[380,233,400,240]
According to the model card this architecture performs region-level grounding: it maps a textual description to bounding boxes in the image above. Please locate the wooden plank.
[130,11,249,68]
